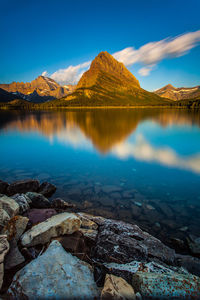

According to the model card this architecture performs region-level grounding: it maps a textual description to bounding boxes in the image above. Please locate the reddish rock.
[23,208,57,225]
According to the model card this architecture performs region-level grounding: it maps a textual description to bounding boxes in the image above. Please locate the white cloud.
[50,61,91,85]
[42,71,48,77]
[43,30,200,83]
[113,30,200,75]
[138,65,155,76]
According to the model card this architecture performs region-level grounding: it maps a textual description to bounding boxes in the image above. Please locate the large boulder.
[23,208,57,225]
[0,195,19,218]
[12,194,31,214]
[21,212,81,247]
[101,274,136,300]
[38,182,56,198]
[132,271,200,299]
[0,235,9,289]
[0,180,9,194]
[7,179,39,196]
[8,240,100,299]
[92,218,175,265]
[3,216,29,269]
[26,192,51,209]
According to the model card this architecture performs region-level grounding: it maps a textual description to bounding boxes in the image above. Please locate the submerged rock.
[51,198,75,210]
[21,212,81,247]
[8,240,100,299]
[3,216,29,269]
[7,179,39,196]
[38,182,56,198]
[0,195,19,218]
[132,271,200,299]
[26,192,51,209]
[0,180,9,195]
[187,235,200,256]
[92,218,175,265]
[101,274,136,300]
[0,235,9,289]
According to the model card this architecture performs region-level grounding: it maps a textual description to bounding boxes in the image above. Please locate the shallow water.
[0,109,200,250]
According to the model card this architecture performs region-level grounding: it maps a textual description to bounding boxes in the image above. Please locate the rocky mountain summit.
[0,178,200,298]
[154,84,200,101]
[0,76,74,103]
[63,51,171,106]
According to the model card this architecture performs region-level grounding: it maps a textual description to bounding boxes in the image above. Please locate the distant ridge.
[154,84,200,101]
[0,76,74,103]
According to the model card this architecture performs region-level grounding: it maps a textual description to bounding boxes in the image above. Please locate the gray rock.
[12,194,31,214]
[0,209,10,231]
[92,218,175,265]
[79,228,98,241]
[104,261,188,284]
[0,235,9,289]
[26,192,51,209]
[8,240,100,299]
[101,274,136,300]
[0,180,9,194]
[38,182,56,198]
[186,235,200,255]
[132,271,200,299]
[21,212,81,247]
[3,216,29,269]
[7,179,39,196]
[0,195,19,218]
[175,254,200,277]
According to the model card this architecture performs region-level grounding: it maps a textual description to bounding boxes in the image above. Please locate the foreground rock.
[0,235,9,289]
[26,192,51,208]
[38,182,56,198]
[0,195,19,218]
[132,271,200,299]
[12,193,31,214]
[21,212,81,247]
[92,218,175,265]
[3,216,29,269]
[0,209,10,231]
[8,240,100,299]
[101,274,136,300]
[7,179,39,196]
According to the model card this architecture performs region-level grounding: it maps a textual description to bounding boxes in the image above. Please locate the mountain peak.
[77,51,140,90]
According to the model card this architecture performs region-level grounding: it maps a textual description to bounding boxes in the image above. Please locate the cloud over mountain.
[43,30,200,85]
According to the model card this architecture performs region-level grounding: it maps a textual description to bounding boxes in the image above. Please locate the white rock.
[21,212,81,247]
[0,235,9,289]
[0,209,10,230]
[8,240,99,299]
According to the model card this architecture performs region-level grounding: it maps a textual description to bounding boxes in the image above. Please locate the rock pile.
[0,178,199,299]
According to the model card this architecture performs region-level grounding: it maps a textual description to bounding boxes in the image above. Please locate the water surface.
[0,109,200,250]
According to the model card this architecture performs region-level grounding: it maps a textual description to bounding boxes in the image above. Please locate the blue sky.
[1,0,200,90]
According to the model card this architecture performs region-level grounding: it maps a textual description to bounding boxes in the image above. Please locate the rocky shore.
[0,178,200,299]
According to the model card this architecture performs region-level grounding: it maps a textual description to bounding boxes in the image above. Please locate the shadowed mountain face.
[154,84,200,101]
[0,88,23,103]
[50,52,171,107]
[1,109,200,153]
[0,76,73,103]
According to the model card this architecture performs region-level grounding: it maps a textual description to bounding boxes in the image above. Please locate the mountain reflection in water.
[0,109,200,251]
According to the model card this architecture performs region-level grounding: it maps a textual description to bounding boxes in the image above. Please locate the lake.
[0,108,200,252]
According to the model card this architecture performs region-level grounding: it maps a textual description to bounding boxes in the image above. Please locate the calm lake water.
[0,109,200,250]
